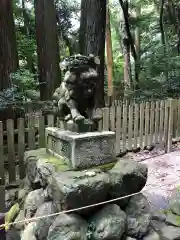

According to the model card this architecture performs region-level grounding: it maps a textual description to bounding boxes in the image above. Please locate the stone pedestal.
[45,127,116,169]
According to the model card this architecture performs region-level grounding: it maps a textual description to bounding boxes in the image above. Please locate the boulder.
[24,149,47,188]
[18,188,29,208]
[21,222,37,240]
[24,149,69,189]
[47,169,110,215]
[126,237,137,240]
[166,211,180,227]
[143,230,160,240]
[6,228,21,240]
[170,188,180,216]
[36,159,56,187]
[47,213,88,240]
[108,159,148,208]
[89,204,126,240]
[34,202,57,240]
[14,210,25,231]
[5,188,18,211]
[160,225,180,240]
[25,155,39,188]
[125,194,151,238]
[151,211,166,222]
[18,180,31,206]
[24,189,45,218]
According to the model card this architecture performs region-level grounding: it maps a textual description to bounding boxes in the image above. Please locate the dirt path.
[135,150,180,210]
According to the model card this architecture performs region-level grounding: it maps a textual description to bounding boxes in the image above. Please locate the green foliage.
[10,68,38,94]
[12,0,79,99]
[109,0,180,100]
[11,0,180,100]
[16,31,36,64]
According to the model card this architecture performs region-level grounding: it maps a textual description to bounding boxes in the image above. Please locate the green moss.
[5,203,20,231]
[46,156,69,172]
[75,161,116,171]
[162,209,180,227]
[26,148,70,172]
[94,162,116,171]
[175,185,180,191]
[162,209,171,215]
[175,215,180,226]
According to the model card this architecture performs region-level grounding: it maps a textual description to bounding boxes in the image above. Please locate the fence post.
[115,104,122,155]
[139,102,145,149]
[178,99,180,138]
[102,107,109,131]
[172,99,177,138]
[7,119,16,183]
[39,115,45,148]
[164,100,169,153]
[166,99,174,153]
[18,118,25,179]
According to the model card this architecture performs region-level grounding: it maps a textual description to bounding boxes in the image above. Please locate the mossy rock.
[5,203,20,231]
[42,156,70,172]
[163,209,180,227]
[86,161,116,171]
[25,148,70,173]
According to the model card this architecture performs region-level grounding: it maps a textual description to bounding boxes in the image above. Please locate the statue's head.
[59,54,100,73]
[60,54,100,98]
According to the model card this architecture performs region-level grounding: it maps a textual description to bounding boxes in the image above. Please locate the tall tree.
[119,0,138,89]
[21,0,36,74]
[0,0,19,90]
[79,0,107,107]
[34,0,61,100]
[135,3,141,88]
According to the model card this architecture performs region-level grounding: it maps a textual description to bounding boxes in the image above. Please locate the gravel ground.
[125,145,180,210]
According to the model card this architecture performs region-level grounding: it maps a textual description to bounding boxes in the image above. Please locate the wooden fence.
[1,98,180,185]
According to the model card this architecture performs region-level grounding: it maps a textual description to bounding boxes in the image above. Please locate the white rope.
[0,185,166,229]
[1,190,143,229]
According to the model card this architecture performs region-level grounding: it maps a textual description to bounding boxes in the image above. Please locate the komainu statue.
[52,54,102,125]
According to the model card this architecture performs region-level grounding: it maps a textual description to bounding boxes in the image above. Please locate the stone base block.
[45,127,116,169]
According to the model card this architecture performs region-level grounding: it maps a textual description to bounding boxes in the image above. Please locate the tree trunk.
[135,4,141,89]
[119,0,137,88]
[34,0,61,100]
[0,0,19,90]
[159,0,171,87]
[79,0,87,54]
[123,37,132,89]
[79,0,107,108]
[165,0,180,54]
[106,6,114,97]
[22,0,36,74]
[120,1,132,89]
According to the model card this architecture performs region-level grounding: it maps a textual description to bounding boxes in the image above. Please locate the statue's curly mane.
[60,54,100,72]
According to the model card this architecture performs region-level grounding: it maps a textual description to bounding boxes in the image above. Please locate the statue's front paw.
[91,115,102,121]
[74,115,85,122]
[64,114,72,121]
[84,119,94,125]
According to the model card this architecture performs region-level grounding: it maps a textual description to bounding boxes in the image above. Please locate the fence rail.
[1,98,180,185]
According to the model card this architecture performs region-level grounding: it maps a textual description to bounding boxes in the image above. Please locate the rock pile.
[5,148,180,240]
